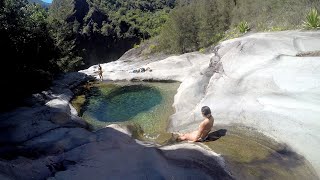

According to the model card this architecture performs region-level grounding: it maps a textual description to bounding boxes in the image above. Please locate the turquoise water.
[74,81,180,140]
[83,85,162,122]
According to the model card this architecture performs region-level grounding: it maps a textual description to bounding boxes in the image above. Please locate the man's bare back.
[178,106,214,142]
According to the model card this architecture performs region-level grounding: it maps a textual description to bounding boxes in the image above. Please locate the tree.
[0,0,59,110]
[159,0,232,53]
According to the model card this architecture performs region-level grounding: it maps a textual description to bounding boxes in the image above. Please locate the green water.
[204,126,319,180]
[72,81,180,141]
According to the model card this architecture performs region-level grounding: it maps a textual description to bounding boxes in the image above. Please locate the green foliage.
[158,0,320,54]
[231,0,320,30]
[134,44,140,48]
[0,0,58,109]
[159,3,199,53]
[199,48,205,53]
[159,0,233,53]
[237,21,249,33]
[304,8,320,29]
[48,0,175,66]
[149,44,157,51]
[221,28,240,41]
[28,0,49,8]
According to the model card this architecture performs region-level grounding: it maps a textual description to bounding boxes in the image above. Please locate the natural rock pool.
[72,81,318,180]
[72,81,180,142]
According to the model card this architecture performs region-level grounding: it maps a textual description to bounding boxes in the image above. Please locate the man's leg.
[178,131,198,141]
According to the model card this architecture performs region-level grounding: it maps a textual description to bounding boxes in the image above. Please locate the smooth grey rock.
[1,127,232,180]
[21,128,93,156]
[171,31,320,175]
[80,30,320,176]
[50,128,232,180]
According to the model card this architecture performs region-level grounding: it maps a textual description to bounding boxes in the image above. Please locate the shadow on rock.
[205,129,227,142]
[0,126,234,180]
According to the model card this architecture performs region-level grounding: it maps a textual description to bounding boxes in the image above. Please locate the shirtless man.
[178,106,214,142]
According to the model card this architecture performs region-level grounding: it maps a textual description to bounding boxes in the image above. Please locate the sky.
[42,0,52,3]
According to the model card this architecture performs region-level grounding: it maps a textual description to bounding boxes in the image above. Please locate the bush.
[237,21,250,33]
[158,0,233,53]
[134,44,140,48]
[231,0,320,31]
[304,8,320,29]
[199,48,205,53]
[149,44,157,52]
[221,28,240,41]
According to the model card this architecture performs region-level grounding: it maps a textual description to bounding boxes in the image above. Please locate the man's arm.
[192,122,206,142]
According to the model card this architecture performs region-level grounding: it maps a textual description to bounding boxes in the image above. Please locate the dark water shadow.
[81,84,163,122]
[227,145,319,180]
[205,129,227,142]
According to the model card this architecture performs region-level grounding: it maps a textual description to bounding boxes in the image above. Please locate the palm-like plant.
[304,8,320,29]
[238,21,250,34]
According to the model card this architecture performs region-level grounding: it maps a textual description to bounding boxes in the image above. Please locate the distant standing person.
[98,64,103,81]
[178,106,214,142]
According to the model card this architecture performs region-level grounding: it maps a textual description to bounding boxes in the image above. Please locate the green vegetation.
[157,0,320,53]
[48,0,175,68]
[0,0,58,110]
[199,48,205,54]
[304,8,320,29]
[1,0,320,110]
[28,0,49,8]
[237,21,249,33]
[231,0,320,31]
[158,0,233,53]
